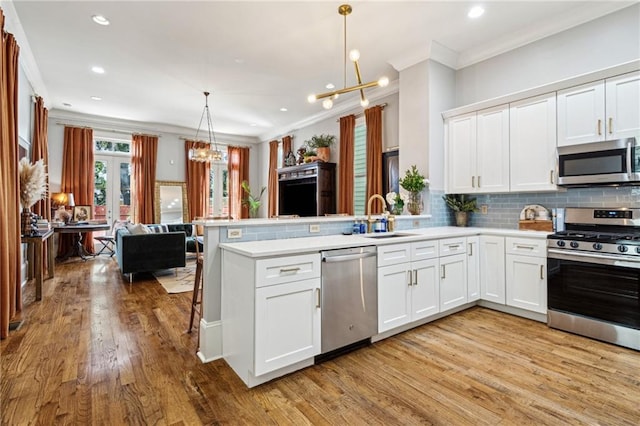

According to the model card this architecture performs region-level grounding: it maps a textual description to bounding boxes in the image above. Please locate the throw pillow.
[126,223,151,235]
[146,224,169,233]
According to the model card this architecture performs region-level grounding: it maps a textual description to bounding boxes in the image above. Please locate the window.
[94,137,131,222]
[95,139,130,153]
[209,151,229,216]
[353,118,367,215]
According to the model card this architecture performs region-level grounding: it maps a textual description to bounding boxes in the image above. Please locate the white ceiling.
[7,0,635,141]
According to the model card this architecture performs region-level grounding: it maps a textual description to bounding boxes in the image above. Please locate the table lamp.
[51,192,75,223]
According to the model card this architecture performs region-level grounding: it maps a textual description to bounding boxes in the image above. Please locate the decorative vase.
[407,192,423,215]
[391,204,404,216]
[316,147,330,162]
[455,211,469,227]
[21,208,34,236]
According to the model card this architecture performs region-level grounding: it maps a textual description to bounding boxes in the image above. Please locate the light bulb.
[349,49,360,62]
[307,94,317,103]
[378,76,389,87]
[332,93,339,100]
[360,97,369,108]
[322,99,333,109]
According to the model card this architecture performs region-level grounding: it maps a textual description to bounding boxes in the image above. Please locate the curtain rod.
[336,103,387,122]
[55,122,161,138]
[178,136,253,149]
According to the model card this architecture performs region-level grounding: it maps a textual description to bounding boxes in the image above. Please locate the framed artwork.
[382,149,399,195]
[72,205,91,222]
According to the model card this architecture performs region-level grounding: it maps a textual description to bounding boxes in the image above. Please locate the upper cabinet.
[447,105,510,194]
[557,71,640,147]
[510,93,557,192]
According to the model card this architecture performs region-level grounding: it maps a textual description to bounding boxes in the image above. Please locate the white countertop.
[219,226,551,257]
[194,214,432,227]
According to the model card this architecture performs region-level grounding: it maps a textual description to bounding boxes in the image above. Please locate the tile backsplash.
[429,186,640,229]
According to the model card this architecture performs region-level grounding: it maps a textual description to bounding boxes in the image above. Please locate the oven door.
[547,249,640,330]
[557,138,640,186]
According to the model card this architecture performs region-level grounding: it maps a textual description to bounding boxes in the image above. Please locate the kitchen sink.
[361,232,418,239]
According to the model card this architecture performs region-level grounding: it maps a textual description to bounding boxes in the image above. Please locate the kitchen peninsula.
[195,215,549,388]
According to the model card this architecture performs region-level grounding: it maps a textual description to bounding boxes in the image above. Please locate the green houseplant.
[241,181,266,218]
[442,194,478,226]
[305,134,336,162]
[399,165,427,215]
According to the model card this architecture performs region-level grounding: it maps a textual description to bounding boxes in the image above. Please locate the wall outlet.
[309,224,320,233]
[481,205,488,214]
[413,220,420,228]
[227,228,242,239]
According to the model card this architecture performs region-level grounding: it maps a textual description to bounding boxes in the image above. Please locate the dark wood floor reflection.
[2,256,639,425]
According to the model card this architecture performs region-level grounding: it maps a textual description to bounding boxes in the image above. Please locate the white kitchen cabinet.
[510,93,557,192]
[439,253,467,311]
[466,236,480,302]
[377,242,440,333]
[479,235,505,304]
[505,237,547,314]
[558,71,640,146]
[222,251,321,387]
[446,105,510,194]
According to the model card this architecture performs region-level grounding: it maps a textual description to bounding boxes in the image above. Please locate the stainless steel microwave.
[557,137,640,186]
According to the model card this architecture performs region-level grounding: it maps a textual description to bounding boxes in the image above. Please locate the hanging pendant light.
[307,4,389,109]
[188,91,223,162]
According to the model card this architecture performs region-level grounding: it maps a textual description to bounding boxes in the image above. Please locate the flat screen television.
[279,178,318,217]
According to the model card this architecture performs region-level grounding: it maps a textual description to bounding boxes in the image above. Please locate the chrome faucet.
[366,194,387,233]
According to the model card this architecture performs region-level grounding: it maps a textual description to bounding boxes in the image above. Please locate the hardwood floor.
[2,256,639,425]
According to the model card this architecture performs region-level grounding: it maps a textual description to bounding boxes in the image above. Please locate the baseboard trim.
[198,319,222,363]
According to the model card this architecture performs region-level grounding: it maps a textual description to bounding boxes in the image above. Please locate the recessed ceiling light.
[468,6,485,19]
[92,15,110,26]
[280,107,288,112]
[91,66,105,74]
[325,83,335,89]
[90,96,102,101]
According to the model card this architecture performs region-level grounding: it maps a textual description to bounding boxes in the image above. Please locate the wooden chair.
[187,223,206,334]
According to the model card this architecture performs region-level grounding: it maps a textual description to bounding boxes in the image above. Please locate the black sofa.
[116,223,198,281]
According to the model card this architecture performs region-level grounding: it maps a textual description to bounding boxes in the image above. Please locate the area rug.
[153,261,196,294]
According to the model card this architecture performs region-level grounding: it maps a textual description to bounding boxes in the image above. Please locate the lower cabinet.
[505,237,547,314]
[439,237,468,311]
[467,236,480,302]
[254,278,321,376]
[479,235,506,303]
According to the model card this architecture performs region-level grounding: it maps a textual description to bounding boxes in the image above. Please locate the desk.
[54,223,111,261]
[22,229,55,301]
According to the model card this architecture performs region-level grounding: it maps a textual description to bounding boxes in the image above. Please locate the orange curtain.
[228,146,250,219]
[338,115,355,215]
[30,97,51,276]
[61,126,95,254]
[185,140,211,220]
[131,134,158,224]
[365,105,384,214]
[267,140,279,218]
[282,135,292,164]
[0,10,22,339]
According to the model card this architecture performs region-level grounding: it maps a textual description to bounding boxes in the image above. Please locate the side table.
[21,229,55,301]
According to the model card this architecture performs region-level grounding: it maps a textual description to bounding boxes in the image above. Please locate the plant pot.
[407,192,423,215]
[21,208,34,236]
[455,211,469,227]
[316,147,330,162]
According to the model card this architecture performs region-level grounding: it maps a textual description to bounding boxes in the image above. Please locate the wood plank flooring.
[2,256,639,425]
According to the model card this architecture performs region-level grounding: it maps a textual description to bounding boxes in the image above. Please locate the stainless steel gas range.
[547,207,640,351]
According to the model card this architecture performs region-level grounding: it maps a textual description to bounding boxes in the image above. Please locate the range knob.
[636,247,640,254]
[618,245,628,253]
[556,240,566,247]
[570,241,579,249]
[592,243,603,250]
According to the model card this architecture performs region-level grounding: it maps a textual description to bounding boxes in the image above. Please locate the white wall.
[455,3,640,106]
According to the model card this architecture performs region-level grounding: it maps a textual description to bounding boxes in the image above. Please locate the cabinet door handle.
[478,176,481,188]
[540,265,544,280]
[516,244,536,250]
[413,270,418,286]
[472,176,475,188]
[550,170,554,184]
[468,242,473,256]
[408,270,413,286]
[597,119,602,135]
[447,244,460,250]
[316,288,321,308]
[608,117,613,134]
[280,267,301,274]
[441,265,446,279]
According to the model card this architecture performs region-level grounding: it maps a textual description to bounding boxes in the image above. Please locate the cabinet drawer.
[378,243,411,267]
[505,237,546,257]
[439,237,467,256]
[256,253,320,287]
[411,240,439,261]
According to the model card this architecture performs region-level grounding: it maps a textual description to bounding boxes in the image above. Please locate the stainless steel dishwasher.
[320,246,377,356]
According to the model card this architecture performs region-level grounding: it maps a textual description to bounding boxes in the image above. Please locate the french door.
[94,154,131,223]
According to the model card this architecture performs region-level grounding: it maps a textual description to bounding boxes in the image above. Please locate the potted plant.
[241,181,266,218]
[305,134,336,162]
[442,194,478,227]
[399,165,428,215]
